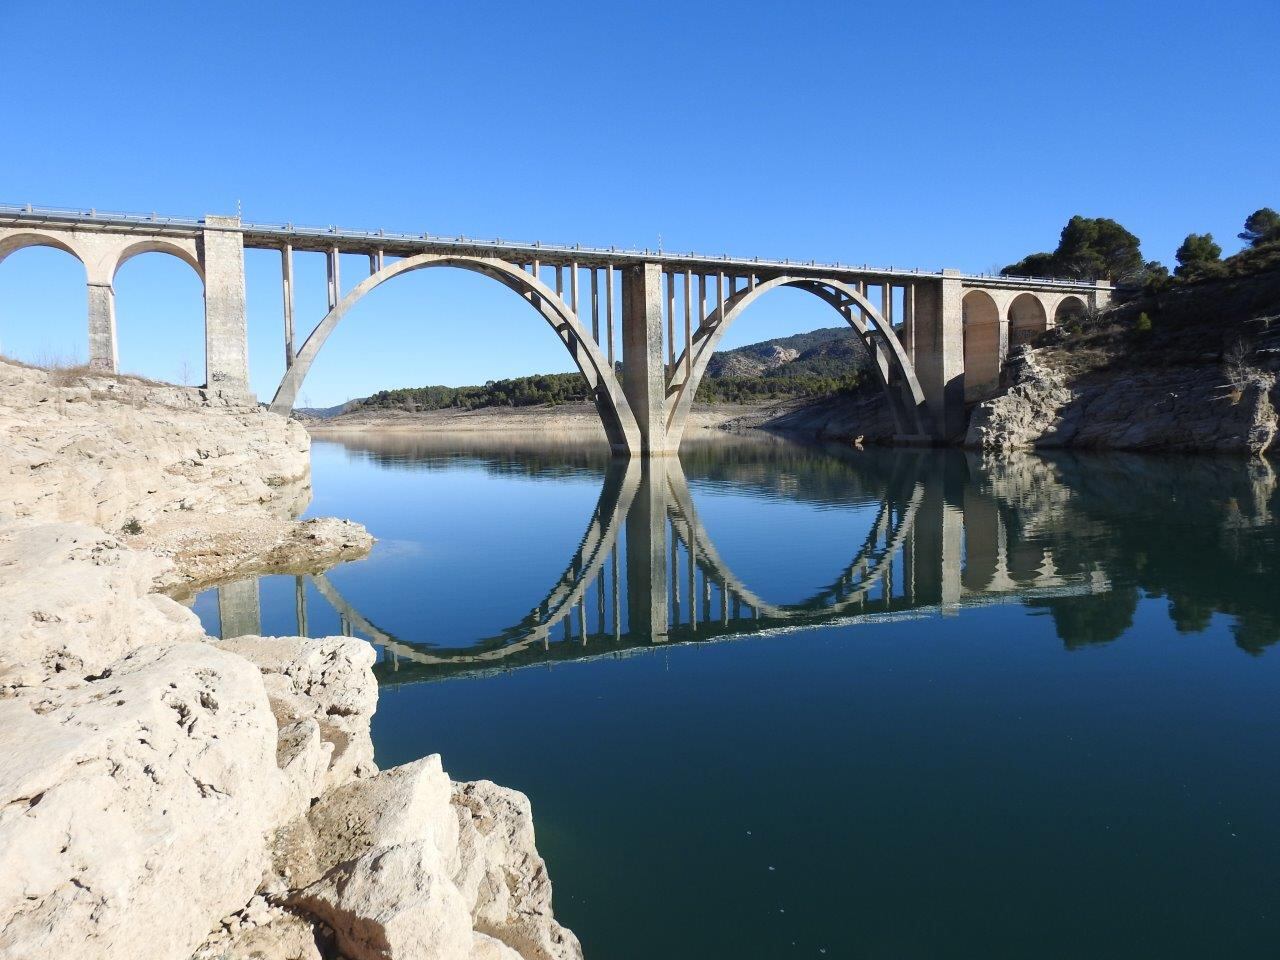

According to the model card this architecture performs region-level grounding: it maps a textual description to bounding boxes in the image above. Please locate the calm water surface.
[196,433,1280,959]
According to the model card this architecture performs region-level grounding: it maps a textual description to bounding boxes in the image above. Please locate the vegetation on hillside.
[347,327,874,414]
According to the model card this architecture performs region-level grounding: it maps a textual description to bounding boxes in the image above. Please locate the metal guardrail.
[0,202,1104,289]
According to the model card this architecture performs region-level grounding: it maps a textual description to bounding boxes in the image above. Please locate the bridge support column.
[622,263,676,455]
[86,280,118,372]
[626,459,669,641]
[912,270,965,440]
[201,215,250,395]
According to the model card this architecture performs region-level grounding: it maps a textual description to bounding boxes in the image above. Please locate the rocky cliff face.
[0,359,580,960]
[966,346,1279,455]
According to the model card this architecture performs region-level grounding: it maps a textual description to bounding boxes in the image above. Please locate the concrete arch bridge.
[0,204,1110,454]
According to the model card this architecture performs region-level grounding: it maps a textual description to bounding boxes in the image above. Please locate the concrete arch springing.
[269,253,641,454]
[0,230,85,268]
[1008,293,1048,350]
[664,275,930,448]
[962,290,1001,402]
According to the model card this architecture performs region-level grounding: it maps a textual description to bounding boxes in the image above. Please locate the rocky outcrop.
[0,358,373,588]
[966,347,1279,455]
[0,359,578,959]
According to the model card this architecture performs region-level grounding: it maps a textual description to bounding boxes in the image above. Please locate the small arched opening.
[962,291,1001,402]
[1008,293,1048,350]
[113,246,206,385]
[1055,295,1087,327]
[0,236,89,368]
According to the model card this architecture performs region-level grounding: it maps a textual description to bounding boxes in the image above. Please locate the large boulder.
[0,642,286,960]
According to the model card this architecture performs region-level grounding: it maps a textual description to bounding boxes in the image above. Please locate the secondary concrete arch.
[0,239,90,366]
[962,290,1001,401]
[1008,292,1048,349]
[269,253,641,454]
[112,248,207,385]
[665,275,930,446]
[1054,295,1087,325]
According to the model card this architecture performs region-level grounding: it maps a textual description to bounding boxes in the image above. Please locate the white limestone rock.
[452,780,584,960]
[0,642,285,960]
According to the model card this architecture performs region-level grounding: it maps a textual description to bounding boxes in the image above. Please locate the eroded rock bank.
[0,359,580,960]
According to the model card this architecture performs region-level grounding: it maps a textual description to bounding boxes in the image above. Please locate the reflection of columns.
[909,469,963,611]
[295,575,308,636]
[626,459,669,641]
[87,280,117,372]
[218,578,261,639]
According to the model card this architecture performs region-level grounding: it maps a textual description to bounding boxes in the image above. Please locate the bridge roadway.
[0,204,1111,454]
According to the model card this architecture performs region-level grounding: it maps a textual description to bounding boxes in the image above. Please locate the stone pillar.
[912,270,965,439]
[622,263,674,455]
[625,459,669,642]
[201,215,250,395]
[86,280,118,372]
[1093,280,1113,311]
[217,578,261,639]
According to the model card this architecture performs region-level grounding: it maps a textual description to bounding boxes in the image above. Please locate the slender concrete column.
[281,245,295,368]
[326,247,340,310]
[912,271,965,439]
[218,578,261,639]
[901,283,916,362]
[622,263,673,455]
[87,280,118,372]
[605,266,615,366]
[202,215,250,394]
[626,459,669,642]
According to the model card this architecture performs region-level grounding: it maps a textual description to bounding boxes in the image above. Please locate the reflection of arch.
[1008,293,1047,349]
[962,290,1001,401]
[269,254,640,453]
[664,459,922,623]
[1054,295,1086,325]
[310,457,640,667]
[666,275,930,442]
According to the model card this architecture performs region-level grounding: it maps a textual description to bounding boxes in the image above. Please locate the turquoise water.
[195,434,1280,959]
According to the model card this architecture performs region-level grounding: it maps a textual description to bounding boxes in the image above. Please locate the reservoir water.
[195,433,1280,959]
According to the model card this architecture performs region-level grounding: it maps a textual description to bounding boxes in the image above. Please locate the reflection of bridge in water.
[214,447,1107,684]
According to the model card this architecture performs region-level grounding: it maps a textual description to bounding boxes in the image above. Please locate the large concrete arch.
[962,290,1001,401]
[665,275,930,446]
[1008,292,1048,349]
[269,253,641,454]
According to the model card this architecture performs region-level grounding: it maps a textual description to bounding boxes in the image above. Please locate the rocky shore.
[0,359,581,960]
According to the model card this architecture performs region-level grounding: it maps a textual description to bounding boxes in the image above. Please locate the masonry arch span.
[112,239,204,282]
[666,275,930,444]
[1054,295,1087,325]
[114,251,206,385]
[1009,293,1048,349]
[269,254,640,454]
[962,290,1001,402]
[0,243,88,366]
[0,230,84,267]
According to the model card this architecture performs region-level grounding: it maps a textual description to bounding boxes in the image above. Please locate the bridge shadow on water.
[203,435,1280,684]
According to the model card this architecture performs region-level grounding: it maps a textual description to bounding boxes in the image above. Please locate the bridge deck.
[0,202,1101,292]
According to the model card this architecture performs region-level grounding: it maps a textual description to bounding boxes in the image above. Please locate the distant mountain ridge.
[305,326,872,417]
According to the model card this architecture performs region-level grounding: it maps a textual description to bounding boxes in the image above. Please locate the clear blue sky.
[2,0,1276,405]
